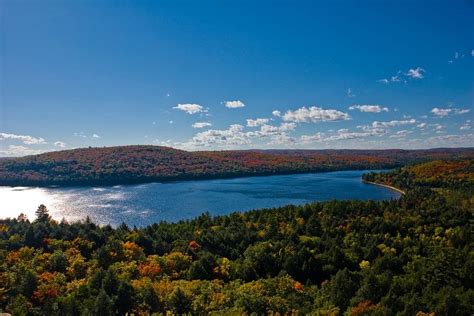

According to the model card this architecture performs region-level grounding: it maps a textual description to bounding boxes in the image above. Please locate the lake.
[0,170,399,227]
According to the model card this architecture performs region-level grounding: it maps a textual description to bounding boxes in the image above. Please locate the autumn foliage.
[0,145,472,186]
[0,159,472,314]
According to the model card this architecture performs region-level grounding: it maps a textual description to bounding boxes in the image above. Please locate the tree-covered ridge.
[0,159,473,315]
[1,146,473,186]
[364,159,474,194]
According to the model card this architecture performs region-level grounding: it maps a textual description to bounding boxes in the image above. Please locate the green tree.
[17,269,37,298]
[50,251,68,273]
[142,286,162,312]
[23,226,37,247]
[330,268,359,312]
[93,289,114,316]
[188,252,216,280]
[116,281,135,315]
[102,269,119,296]
[9,294,30,316]
[35,204,50,222]
[168,287,192,314]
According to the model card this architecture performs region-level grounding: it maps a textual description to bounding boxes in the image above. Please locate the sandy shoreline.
[363,180,405,195]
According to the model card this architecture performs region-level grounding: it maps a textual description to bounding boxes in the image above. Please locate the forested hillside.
[0,159,472,315]
[1,145,473,186]
[364,159,474,201]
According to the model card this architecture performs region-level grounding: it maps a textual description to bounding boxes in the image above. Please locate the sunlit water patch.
[0,170,399,227]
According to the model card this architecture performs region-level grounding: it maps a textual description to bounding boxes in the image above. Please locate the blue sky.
[1,0,473,156]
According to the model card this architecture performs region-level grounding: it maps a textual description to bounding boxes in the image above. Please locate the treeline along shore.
[0,146,473,187]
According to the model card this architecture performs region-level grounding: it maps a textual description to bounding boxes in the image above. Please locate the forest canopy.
[0,146,473,186]
[0,158,473,315]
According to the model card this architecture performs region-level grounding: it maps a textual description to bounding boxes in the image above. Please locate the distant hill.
[0,145,473,186]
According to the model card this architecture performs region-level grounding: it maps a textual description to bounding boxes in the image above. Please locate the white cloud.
[455,108,470,115]
[417,123,427,129]
[187,124,249,147]
[325,129,375,141]
[431,107,451,117]
[357,125,387,135]
[154,138,174,147]
[432,123,445,131]
[0,145,46,157]
[269,134,296,145]
[378,71,404,84]
[192,122,212,128]
[224,100,245,108]
[379,67,425,83]
[389,130,413,138]
[279,122,297,131]
[92,134,101,138]
[371,119,416,128]
[173,103,206,114]
[431,107,470,117]
[425,133,474,146]
[247,122,296,138]
[54,141,66,148]
[390,76,401,82]
[282,106,350,123]
[256,123,297,145]
[349,105,389,113]
[246,118,269,127]
[0,132,46,145]
[300,133,323,143]
[272,110,281,117]
[73,132,87,138]
[301,127,384,144]
[406,67,425,79]
[181,121,298,149]
[460,122,471,130]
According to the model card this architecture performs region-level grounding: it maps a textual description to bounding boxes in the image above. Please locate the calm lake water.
[0,170,399,227]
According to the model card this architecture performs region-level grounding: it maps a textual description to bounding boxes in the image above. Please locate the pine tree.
[93,289,114,316]
[35,204,50,222]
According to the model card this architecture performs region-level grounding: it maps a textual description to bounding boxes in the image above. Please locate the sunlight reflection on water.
[0,170,399,227]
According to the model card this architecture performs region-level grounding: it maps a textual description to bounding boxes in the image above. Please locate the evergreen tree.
[116,281,135,315]
[330,268,359,312]
[142,286,162,312]
[23,226,36,247]
[168,287,192,314]
[93,289,114,316]
[50,251,68,273]
[35,204,50,222]
[17,269,37,298]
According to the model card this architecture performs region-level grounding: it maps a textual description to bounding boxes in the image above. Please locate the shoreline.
[362,180,405,195]
[0,168,394,189]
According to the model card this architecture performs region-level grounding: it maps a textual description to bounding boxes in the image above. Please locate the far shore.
[363,180,405,195]
[0,168,392,189]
